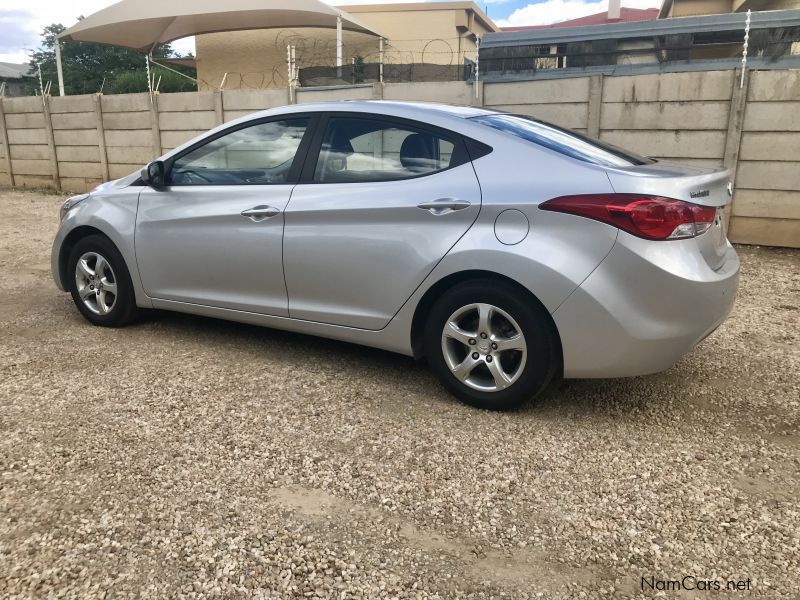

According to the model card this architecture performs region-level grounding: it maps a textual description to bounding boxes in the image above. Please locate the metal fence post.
[287,45,292,104]
[475,36,481,101]
[287,45,298,104]
[55,42,66,96]
[292,46,297,96]
[379,37,385,85]
[740,10,751,89]
[146,55,153,101]
[336,16,343,79]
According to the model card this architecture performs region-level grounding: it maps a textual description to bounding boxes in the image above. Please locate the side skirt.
[149,298,415,357]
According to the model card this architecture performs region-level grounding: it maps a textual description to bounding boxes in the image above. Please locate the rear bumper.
[553,232,739,378]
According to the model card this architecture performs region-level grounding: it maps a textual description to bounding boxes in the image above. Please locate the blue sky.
[335,0,659,28]
[1,0,660,63]
[479,0,659,28]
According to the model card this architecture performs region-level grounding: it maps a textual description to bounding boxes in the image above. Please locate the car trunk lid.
[605,162,732,208]
[605,162,733,270]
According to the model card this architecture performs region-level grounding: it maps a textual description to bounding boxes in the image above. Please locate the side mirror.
[141,160,166,189]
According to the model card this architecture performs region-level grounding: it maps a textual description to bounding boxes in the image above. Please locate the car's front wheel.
[67,235,138,327]
[424,280,559,410]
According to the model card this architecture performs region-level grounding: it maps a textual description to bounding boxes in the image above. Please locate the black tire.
[424,279,559,411]
[67,234,139,327]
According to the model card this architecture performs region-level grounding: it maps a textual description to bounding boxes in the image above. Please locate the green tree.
[112,70,197,94]
[29,22,196,95]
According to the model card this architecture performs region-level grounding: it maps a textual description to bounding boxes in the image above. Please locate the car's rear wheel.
[67,235,138,327]
[424,280,558,410]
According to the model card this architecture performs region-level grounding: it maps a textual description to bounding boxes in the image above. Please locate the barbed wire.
[194,32,478,90]
[191,29,799,91]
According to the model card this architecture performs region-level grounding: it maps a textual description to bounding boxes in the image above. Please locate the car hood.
[93,171,141,194]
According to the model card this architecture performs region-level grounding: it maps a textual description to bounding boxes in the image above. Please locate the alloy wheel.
[440,303,527,392]
[74,251,118,316]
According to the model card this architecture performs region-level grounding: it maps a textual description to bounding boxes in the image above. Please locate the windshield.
[471,113,654,168]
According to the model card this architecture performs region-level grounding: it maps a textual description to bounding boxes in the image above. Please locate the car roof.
[249,100,497,121]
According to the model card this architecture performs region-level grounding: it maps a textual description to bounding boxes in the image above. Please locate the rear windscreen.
[471,113,654,168]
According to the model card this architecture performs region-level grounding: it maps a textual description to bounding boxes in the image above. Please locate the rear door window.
[312,117,460,183]
[472,113,654,168]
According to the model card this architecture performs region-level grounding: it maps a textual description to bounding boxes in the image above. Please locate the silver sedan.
[52,101,739,410]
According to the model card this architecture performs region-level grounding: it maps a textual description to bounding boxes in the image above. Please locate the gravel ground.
[0,188,798,599]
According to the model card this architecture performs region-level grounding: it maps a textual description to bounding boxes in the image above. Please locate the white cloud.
[495,0,658,28]
[0,0,114,62]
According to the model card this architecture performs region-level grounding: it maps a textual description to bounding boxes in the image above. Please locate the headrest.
[325,128,354,156]
[400,133,437,173]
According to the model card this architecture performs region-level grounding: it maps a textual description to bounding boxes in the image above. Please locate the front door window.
[170,118,310,186]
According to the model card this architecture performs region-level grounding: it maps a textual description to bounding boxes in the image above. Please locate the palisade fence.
[0,68,798,247]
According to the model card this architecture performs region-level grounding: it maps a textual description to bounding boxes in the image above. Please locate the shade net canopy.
[58,0,382,52]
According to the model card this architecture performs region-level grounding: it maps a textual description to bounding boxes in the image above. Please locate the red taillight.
[540,194,718,240]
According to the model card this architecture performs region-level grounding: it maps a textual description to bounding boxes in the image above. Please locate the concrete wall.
[0,90,290,192]
[597,70,733,168]
[0,68,797,247]
[729,70,800,247]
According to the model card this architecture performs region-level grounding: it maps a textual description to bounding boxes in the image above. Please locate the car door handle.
[417,198,471,215]
[241,205,280,222]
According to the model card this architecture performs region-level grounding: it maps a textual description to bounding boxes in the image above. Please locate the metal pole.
[287,45,292,102]
[55,41,65,96]
[740,9,751,89]
[379,37,384,84]
[37,63,46,108]
[475,36,481,99]
[287,44,296,103]
[292,45,297,92]
[336,16,343,78]
[149,58,199,83]
[145,54,153,102]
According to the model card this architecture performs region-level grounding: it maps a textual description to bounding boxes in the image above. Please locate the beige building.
[195,2,497,90]
[659,0,800,17]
